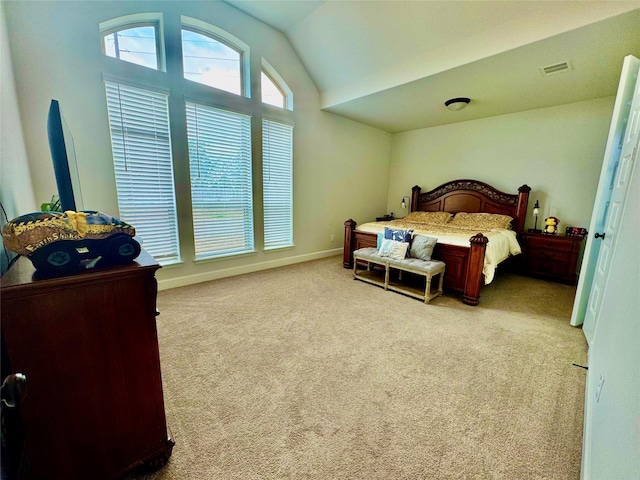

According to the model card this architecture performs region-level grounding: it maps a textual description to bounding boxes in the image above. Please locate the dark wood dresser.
[1,250,173,479]
[520,232,585,284]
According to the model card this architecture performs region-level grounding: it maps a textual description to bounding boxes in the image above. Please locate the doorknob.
[1,373,27,408]
[595,232,606,239]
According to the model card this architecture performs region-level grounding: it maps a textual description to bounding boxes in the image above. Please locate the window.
[181,29,242,95]
[261,71,285,108]
[101,16,293,264]
[185,102,254,259]
[102,24,160,70]
[261,60,293,110]
[262,119,293,249]
[104,81,180,264]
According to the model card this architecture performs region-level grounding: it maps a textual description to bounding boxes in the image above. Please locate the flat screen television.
[47,99,84,211]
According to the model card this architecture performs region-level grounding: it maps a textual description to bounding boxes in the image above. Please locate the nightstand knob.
[595,232,606,240]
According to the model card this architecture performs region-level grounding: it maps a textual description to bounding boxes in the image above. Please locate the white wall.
[0,3,37,217]
[0,3,37,274]
[389,98,614,231]
[3,1,391,287]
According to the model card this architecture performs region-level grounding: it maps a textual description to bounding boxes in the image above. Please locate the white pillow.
[378,239,409,260]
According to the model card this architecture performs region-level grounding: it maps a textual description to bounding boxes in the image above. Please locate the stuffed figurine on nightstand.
[543,216,559,234]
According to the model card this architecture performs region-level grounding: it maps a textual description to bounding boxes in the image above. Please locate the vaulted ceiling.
[225,1,640,133]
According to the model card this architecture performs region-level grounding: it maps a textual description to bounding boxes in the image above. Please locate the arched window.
[101,14,294,264]
[262,59,293,110]
[261,71,285,108]
[100,14,164,71]
[181,28,243,96]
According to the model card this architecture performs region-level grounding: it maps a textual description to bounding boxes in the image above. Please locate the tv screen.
[47,100,84,212]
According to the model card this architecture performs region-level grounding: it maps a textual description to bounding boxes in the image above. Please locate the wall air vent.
[540,61,572,76]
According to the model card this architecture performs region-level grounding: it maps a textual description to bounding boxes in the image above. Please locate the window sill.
[193,250,257,264]
[158,260,184,269]
[264,244,295,253]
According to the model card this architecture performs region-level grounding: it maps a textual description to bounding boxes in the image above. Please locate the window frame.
[262,117,294,250]
[100,14,295,264]
[261,70,286,109]
[181,16,251,99]
[185,98,255,261]
[103,78,182,265]
[181,26,244,97]
[262,59,293,111]
[100,14,165,72]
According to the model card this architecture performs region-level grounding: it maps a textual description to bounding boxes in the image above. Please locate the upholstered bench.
[353,247,445,304]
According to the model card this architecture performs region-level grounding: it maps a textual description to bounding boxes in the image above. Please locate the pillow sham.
[409,234,437,261]
[449,212,513,230]
[403,211,452,225]
[384,227,413,243]
[378,239,409,260]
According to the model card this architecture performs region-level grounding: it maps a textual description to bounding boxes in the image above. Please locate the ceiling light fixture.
[445,97,471,111]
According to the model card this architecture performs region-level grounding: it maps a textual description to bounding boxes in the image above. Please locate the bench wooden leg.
[384,264,389,290]
[424,275,432,304]
[425,268,445,304]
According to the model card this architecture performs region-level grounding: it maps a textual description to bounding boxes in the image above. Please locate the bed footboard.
[343,220,487,305]
[462,234,488,306]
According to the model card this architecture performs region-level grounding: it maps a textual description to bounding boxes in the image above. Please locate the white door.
[570,55,640,342]
[584,88,640,344]
[580,129,640,480]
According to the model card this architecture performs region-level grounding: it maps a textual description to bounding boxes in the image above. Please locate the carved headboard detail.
[410,180,531,233]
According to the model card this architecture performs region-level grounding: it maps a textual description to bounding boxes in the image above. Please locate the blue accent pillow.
[384,227,413,243]
[376,232,385,249]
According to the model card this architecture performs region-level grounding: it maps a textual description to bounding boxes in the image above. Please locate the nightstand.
[520,232,585,284]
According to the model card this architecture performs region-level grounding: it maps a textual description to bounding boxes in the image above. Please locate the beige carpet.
[132,256,587,480]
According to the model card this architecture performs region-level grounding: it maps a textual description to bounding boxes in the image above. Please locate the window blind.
[104,81,181,264]
[262,119,293,249]
[185,102,254,259]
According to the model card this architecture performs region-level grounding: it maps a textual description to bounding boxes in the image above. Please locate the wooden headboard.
[410,179,531,233]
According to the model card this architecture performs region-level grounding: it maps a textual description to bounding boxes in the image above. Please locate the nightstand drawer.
[525,236,573,251]
[527,248,570,263]
[526,251,571,276]
[526,257,570,278]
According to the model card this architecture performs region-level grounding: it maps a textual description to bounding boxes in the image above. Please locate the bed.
[343,179,531,305]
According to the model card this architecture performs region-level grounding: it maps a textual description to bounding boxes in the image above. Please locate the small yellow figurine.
[544,216,559,234]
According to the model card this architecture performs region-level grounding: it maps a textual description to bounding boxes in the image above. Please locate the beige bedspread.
[356,220,521,284]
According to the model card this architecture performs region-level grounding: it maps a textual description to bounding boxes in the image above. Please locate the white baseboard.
[157,248,342,291]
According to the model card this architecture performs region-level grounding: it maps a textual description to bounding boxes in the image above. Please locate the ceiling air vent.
[540,61,572,76]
